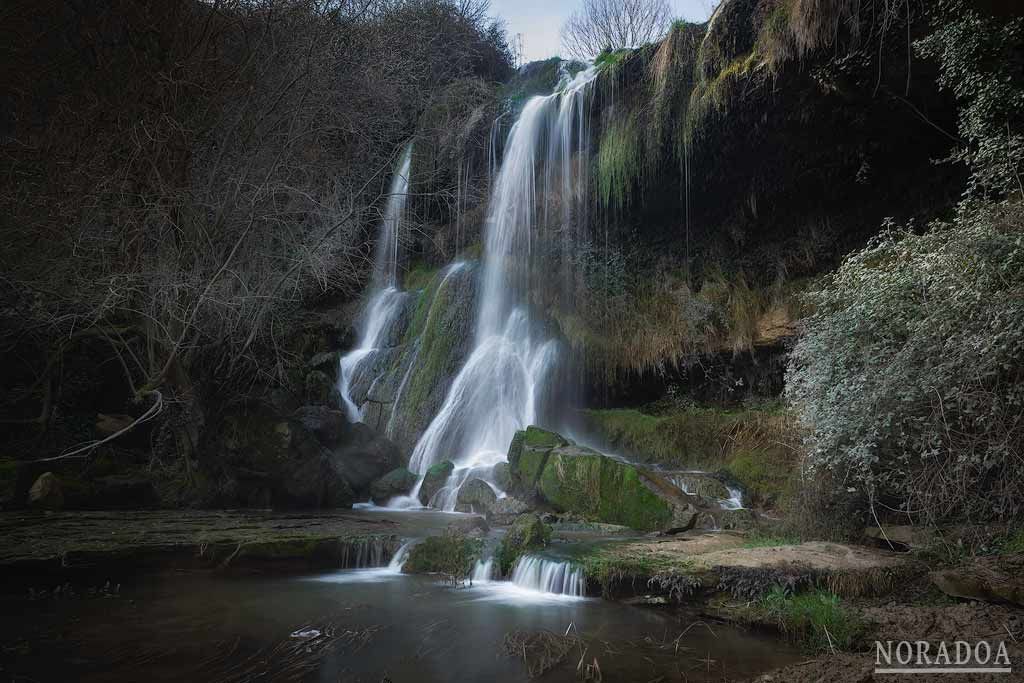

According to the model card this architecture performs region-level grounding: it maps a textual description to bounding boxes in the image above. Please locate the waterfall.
[337,143,414,422]
[510,556,586,597]
[338,536,402,569]
[404,66,600,510]
[471,556,495,583]
[387,541,414,571]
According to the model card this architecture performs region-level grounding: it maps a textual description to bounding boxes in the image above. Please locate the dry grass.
[503,630,584,679]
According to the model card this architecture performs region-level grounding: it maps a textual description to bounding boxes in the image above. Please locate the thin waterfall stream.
[338,143,413,423]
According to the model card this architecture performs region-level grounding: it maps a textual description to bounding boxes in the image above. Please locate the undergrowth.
[758,587,866,652]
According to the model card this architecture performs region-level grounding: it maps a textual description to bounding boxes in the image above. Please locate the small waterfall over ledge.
[403,66,600,509]
[510,556,586,597]
[338,143,413,422]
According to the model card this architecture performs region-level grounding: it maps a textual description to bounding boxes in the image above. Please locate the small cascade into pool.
[509,556,586,597]
[338,536,401,569]
[471,556,494,583]
[387,541,414,572]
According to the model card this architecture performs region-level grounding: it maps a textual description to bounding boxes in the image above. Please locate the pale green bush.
[786,200,1024,524]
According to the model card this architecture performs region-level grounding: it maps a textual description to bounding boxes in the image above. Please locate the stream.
[0,509,800,682]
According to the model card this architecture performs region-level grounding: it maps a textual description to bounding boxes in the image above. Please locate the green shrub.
[786,200,1024,525]
[916,2,1024,198]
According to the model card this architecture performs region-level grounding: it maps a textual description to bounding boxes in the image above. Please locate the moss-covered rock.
[385,264,477,455]
[455,478,497,513]
[538,446,676,532]
[508,426,567,494]
[369,467,417,504]
[492,461,512,492]
[419,460,454,505]
[495,513,551,575]
[504,427,704,532]
[402,530,483,584]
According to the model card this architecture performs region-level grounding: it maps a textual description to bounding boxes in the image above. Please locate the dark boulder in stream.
[369,467,417,504]
[455,478,498,514]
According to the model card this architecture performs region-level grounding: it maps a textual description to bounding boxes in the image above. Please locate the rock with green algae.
[379,264,478,454]
[507,426,702,532]
[369,468,417,504]
[495,513,552,575]
[507,426,567,493]
[402,530,483,584]
[418,460,454,505]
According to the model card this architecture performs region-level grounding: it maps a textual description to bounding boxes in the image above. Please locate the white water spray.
[400,66,599,510]
[338,143,413,422]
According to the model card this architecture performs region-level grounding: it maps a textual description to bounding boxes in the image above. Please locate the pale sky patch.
[490,0,716,63]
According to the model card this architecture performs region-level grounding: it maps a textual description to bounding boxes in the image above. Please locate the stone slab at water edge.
[0,509,487,574]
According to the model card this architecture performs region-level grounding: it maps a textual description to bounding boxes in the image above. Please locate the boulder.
[930,553,1024,607]
[489,496,531,524]
[403,528,483,584]
[327,421,403,493]
[492,461,512,492]
[506,426,708,532]
[455,478,498,514]
[664,472,732,502]
[496,513,552,575]
[507,426,567,495]
[292,406,348,445]
[28,472,63,510]
[863,525,936,551]
[369,468,417,504]
[419,460,454,505]
[278,455,354,509]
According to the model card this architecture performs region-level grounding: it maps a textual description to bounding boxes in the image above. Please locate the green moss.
[594,48,631,70]
[495,513,552,574]
[582,405,790,470]
[401,270,446,346]
[538,449,673,531]
[522,426,566,449]
[403,261,441,291]
[403,531,483,585]
[596,110,642,209]
[724,447,796,509]
[742,532,801,549]
[508,427,567,493]
[398,270,463,417]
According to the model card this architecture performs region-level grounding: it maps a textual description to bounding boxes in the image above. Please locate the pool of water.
[1,560,799,682]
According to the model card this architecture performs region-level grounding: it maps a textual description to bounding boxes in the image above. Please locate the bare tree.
[561,0,673,61]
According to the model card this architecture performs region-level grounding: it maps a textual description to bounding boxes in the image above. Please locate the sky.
[490,0,716,63]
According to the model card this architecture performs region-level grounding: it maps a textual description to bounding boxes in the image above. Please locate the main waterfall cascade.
[338,143,414,422]
[396,66,601,510]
